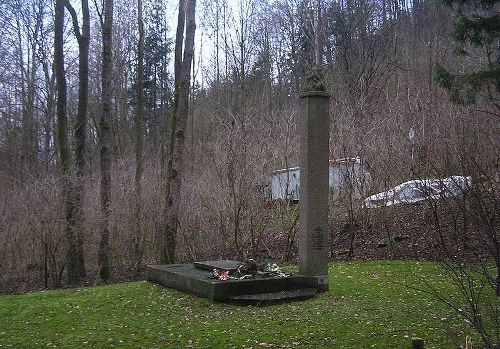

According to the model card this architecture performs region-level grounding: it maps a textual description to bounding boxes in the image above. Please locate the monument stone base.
[147,261,325,304]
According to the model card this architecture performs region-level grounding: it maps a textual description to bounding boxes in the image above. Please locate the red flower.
[217,269,229,280]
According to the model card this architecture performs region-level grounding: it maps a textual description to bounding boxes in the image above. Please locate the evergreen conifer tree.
[435,0,499,113]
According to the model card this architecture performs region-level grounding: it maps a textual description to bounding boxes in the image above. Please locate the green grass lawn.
[0,261,476,348]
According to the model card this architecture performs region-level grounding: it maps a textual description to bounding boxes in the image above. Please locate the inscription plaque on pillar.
[312,227,323,251]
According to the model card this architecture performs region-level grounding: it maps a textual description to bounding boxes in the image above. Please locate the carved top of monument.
[301,64,330,98]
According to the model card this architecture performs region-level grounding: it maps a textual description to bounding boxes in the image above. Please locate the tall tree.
[54,0,80,285]
[64,0,90,280]
[98,0,114,281]
[39,20,57,176]
[435,0,499,116]
[134,0,145,273]
[160,0,197,264]
[143,0,172,155]
[9,0,45,182]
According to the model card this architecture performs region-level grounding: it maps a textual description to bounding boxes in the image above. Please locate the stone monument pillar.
[298,66,330,291]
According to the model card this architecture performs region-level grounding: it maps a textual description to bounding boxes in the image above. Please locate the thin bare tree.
[98,0,114,281]
[134,0,145,273]
[64,0,90,280]
[54,0,80,284]
[160,0,197,264]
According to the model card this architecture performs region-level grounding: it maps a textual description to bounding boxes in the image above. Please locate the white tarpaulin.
[363,176,472,208]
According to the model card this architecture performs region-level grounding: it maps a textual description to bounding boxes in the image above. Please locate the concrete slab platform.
[147,263,320,302]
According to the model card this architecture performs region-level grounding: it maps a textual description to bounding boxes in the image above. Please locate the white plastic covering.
[363,176,473,208]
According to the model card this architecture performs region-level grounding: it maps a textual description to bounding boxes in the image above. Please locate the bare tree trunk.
[160,0,196,264]
[134,0,145,273]
[18,2,43,181]
[40,33,56,176]
[98,0,114,281]
[314,0,321,65]
[215,0,220,83]
[54,0,80,284]
[76,0,89,279]
[65,0,90,279]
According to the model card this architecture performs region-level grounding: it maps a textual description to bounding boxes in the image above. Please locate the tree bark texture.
[134,0,145,273]
[65,0,90,279]
[76,0,90,278]
[98,0,114,281]
[19,3,44,181]
[160,0,196,264]
[54,0,81,284]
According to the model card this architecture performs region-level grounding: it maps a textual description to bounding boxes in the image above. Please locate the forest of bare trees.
[0,0,498,292]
